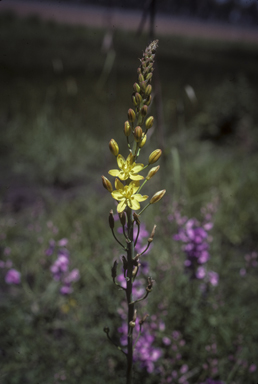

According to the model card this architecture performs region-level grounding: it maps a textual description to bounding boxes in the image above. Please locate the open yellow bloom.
[108,152,144,181]
[111,179,148,213]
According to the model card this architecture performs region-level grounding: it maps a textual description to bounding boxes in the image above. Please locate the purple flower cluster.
[46,239,80,295]
[0,250,21,285]
[172,203,219,286]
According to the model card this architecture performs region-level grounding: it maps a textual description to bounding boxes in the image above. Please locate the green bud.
[109,139,119,156]
[145,116,154,130]
[140,105,148,117]
[132,95,137,107]
[124,121,131,137]
[138,74,144,83]
[102,176,113,192]
[150,189,166,204]
[146,165,160,180]
[140,81,146,92]
[109,210,115,229]
[148,149,162,164]
[146,73,153,81]
[135,92,142,105]
[133,83,141,93]
[134,126,143,142]
[146,95,152,106]
[138,133,147,148]
[128,108,136,123]
[145,84,152,97]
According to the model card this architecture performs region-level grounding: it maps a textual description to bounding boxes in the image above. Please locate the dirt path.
[1,0,258,44]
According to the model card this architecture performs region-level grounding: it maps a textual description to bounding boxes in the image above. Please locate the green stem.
[138,203,151,216]
[111,228,126,250]
[136,179,147,194]
[126,207,135,384]
[129,290,150,306]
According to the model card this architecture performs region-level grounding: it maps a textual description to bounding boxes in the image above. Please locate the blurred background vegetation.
[0,8,258,384]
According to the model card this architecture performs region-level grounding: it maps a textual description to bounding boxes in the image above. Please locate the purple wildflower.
[5,269,21,284]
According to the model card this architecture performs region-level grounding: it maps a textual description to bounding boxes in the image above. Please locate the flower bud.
[128,108,136,123]
[133,212,140,225]
[119,211,126,226]
[146,95,152,106]
[148,149,162,164]
[124,121,131,137]
[103,327,110,334]
[109,210,115,229]
[140,105,148,117]
[135,92,142,105]
[132,95,137,106]
[129,321,136,328]
[146,73,153,82]
[138,73,144,83]
[109,139,119,156]
[134,126,143,142]
[138,133,147,148]
[102,176,113,192]
[133,82,141,93]
[137,67,142,75]
[148,225,157,243]
[140,81,146,92]
[150,190,166,204]
[145,84,152,97]
[146,165,160,180]
[145,116,154,130]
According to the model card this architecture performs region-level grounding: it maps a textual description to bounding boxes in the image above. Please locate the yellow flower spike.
[108,152,144,181]
[111,179,148,213]
[148,149,162,164]
[150,189,166,204]
[109,139,119,157]
[146,165,160,180]
[102,176,113,192]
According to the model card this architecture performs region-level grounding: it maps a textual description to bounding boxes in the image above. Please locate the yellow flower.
[111,179,148,213]
[108,152,144,181]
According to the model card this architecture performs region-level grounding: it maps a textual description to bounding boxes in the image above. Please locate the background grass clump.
[0,10,258,384]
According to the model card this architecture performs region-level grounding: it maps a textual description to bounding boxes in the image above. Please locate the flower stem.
[126,207,135,384]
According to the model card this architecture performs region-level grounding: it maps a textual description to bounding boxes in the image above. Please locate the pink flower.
[5,269,21,284]
[249,363,257,373]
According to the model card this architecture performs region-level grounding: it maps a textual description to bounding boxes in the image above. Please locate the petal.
[126,152,134,165]
[108,169,120,177]
[134,194,148,202]
[118,172,128,181]
[130,174,144,181]
[117,200,127,213]
[111,191,124,200]
[128,199,140,210]
[132,164,144,173]
[115,178,124,190]
[117,154,125,169]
